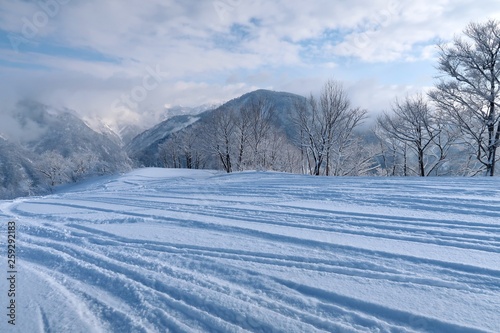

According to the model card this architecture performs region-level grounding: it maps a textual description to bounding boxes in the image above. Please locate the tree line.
[159,19,500,177]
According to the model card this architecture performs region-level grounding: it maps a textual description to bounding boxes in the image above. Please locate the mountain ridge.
[126,89,306,167]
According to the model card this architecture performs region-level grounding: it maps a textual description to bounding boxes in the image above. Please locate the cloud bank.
[1,0,499,129]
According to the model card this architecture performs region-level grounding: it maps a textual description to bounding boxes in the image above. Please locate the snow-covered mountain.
[80,104,216,146]
[127,89,305,167]
[219,89,305,136]
[162,103,217,120]
[14,101,130,168]
[117,124,146,145]
[126,114,204,166]
[81,117,124,147]
[0,101,132,198]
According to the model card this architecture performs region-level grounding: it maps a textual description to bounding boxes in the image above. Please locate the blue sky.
[1,0,499,128]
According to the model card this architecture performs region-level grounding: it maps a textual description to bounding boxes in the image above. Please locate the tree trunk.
[491,119,500,176]
[325,150,330,176]
[418,148,425,177]
[487,84,497,176]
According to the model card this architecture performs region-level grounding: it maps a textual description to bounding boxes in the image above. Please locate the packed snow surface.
[1,168,500,332]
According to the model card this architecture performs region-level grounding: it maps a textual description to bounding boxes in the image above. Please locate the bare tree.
[232,106,252,171]
[158,134,182,168]
[374,124,405,176]
[245,98,275,170]
[429,19,500,176]
[206,108,235,173]
[426,110,461,176]
[377,94,445,176]
[295,80,367,175]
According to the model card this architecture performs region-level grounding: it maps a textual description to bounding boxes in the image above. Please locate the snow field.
[1,168,499,332]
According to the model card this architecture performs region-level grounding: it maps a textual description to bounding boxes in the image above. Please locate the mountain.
[11,101,131,171]
[216,89,305,137]
[161,103,217,120]
[81,117,124,147]
[117,124,146,145]
[78,104,216,146]
[126,113,205,166]
[127,89,305,167]
[0,100,133,198]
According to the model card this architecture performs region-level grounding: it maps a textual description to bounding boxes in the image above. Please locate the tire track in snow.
[15,197,500,260]
[21,229,337,332]
[35,304,50,333]
[19,221,421,332]
[3,171,500,332]
[54,221,500,296]
[14,196,500,292]
[21,239,249,332]
[34,195,500,255]
[12,197,498,308]
[273,278,490,333]
[22,265,108,333]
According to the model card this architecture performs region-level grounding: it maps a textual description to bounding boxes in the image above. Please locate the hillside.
[1,169,499,332]
[0,137,44,198]
[126,114,203,166]
[0,101,132,198]
[14,101,130,169]
[126,89,305,167]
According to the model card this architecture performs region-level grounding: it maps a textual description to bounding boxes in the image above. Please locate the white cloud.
[1,0,500,129]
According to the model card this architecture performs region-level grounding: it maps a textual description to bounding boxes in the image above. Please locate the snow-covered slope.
[126,115,202,166]
[162,104,217,120]
[1,170,499,332]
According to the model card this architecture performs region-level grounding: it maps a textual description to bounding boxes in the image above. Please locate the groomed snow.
[1,168,500,332]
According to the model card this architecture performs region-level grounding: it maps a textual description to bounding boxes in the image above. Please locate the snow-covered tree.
[374,124,407,176]
[377,94,448,176]
[206,108,236,173]
[295,80,367,175]
[245,98,275,170]
[429,19,500,176]
[37,151,71,187]
[70,152,99,182]
[158,130,204,169]
[158,136,179,168]
[232,105,252,171]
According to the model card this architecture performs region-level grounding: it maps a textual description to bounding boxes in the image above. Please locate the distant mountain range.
[110,104,217,145]
[0,90,305,198]
[125,89,305,167]
[0,101,132,198]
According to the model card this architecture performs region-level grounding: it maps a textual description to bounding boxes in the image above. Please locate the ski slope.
[1,168,500,332]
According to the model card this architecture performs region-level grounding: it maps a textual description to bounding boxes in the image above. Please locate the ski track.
[1,169,499,332]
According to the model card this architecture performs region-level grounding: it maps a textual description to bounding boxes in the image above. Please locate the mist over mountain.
[2,92,289,198]
[118,104,216,146]
[0,101,133,199]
